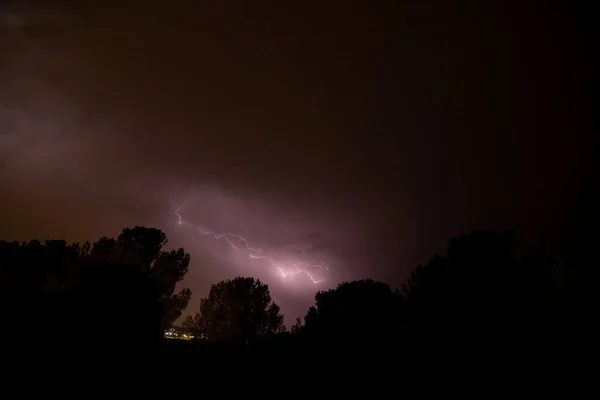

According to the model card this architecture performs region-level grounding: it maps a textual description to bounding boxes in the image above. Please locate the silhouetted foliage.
[286,230,571,356]
[296,279,405,346]
[181,313,203,337]
[290,317,303,334]
[401,231,567,346]
[0,226,191,346]
[162,287,192,330]
[186,277,285,343]
[0,227,581,360]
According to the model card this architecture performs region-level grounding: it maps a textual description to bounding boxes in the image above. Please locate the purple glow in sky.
[159,186,354,325]
[1,0,594,326]
[173,201,328,285]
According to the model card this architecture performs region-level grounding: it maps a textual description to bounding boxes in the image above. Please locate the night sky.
[0,1,595,324]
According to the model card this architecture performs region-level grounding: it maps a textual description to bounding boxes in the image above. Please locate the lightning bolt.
[172,203,327,284]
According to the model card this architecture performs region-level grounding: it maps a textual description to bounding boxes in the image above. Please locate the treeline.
[180,230,580,356]
[0,227,589,357]
[0,227,191,347]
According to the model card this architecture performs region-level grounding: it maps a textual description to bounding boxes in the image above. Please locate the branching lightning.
[172,203,327,284]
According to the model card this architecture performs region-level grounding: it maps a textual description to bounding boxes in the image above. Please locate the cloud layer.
[1,1,594,323]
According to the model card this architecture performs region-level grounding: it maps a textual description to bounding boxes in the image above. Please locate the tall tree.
[298,279,405,343]
[189,277,285,343]
[402,230,567,343]
[87,226,192,332]
[161,287,192,330]
[117,227,168,270]
[181,313,203,337]
[0,226,192,342]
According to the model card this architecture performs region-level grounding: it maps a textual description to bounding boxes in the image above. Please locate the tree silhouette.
[77,226,192,337]
[401,230,567,346]
[297,279,405,345]
[161,287,192,330]
[117,226,168,270]
[290,317,303,334]
[0,226,577,357]
[181,313,203,338]
[0,226,192,344]
[187,277,285,343]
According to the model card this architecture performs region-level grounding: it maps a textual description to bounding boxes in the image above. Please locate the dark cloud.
[0,1,594,323]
